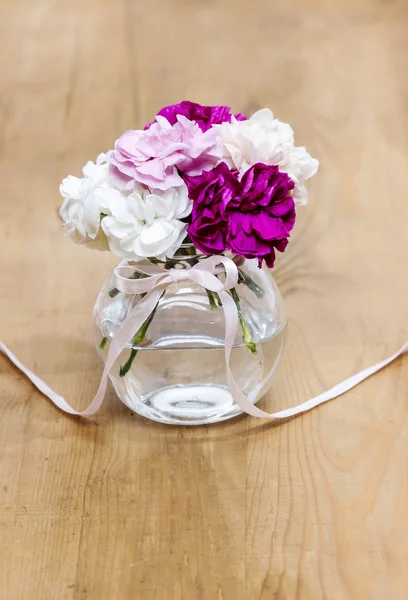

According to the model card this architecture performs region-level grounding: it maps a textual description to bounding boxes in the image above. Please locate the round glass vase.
[93,250,286,425]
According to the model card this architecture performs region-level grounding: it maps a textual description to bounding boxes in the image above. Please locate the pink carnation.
[109,115,222,192]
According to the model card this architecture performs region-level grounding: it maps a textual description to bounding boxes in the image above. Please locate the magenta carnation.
[227,163,295,267]
[187,163,240,254]
[187,162,296,267]
[146,101,247,132]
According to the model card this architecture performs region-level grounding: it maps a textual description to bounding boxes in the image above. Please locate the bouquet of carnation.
[59,101,318,385]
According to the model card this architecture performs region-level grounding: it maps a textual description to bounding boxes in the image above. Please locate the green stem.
[119,294,163,377]
[237,268,264,298]
[183,245,196,256]
[99,336,108,350]
[206,288,217,310]
[119,348,138,377]
[229,288,257,354]
[213,291,222,307]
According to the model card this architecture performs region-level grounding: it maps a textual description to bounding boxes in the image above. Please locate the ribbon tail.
[0,288,163,417]
[220,292,408,421]
[220,290,269,418]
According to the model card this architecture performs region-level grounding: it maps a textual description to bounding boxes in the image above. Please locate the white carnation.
[101,182,192,261]
[59,153,120,250]
[219,109,319,205]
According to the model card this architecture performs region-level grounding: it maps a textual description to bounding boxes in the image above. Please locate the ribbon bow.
[1,255,407,421]
[114,254,239,295]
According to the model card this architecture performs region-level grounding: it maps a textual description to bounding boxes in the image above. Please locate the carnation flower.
[145,101,247,132]
[109,115,222,192]
[219,108,318,205]
[59,153,120,250]
[101,182,192,261]
[226,163,296,268]
[187,162,295,267]
[187,163,240,255]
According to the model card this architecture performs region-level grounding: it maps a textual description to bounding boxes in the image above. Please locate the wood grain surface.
[1,0,408,598]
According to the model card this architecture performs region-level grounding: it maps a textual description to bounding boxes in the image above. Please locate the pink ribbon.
[1,255,407,421]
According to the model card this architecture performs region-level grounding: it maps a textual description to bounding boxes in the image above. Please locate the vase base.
[122,384,245,425]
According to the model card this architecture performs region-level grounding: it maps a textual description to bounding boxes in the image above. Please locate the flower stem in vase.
[119,348,138,378]
[229,288,257,354]
[212,291,222,307]
[206,289,218,310]
[119,293,163,377]
[237,268,264,299]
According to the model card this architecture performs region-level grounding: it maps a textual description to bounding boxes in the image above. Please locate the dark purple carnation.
[187,163,240,255]
[226,164,296,268]
[145,101,247,132]
[187,162,296,267]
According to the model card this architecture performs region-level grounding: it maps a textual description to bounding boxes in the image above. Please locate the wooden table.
[1,1,408,598]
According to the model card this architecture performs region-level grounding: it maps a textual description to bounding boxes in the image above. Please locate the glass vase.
[93,249,286,425]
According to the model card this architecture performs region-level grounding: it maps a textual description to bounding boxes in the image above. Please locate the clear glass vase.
[93,249,286,425]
